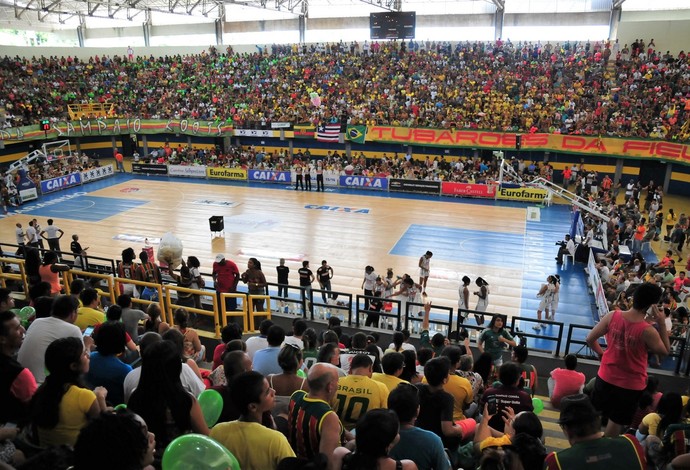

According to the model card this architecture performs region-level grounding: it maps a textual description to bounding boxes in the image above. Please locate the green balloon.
[162,434,240,470]
[114,403,127,410]
[198,389,224,428]
[19,306,35,316]
[532,397,544,414]
[296,369,306,379]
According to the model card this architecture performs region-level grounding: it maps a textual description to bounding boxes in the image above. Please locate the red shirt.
[599,310,651,390]
[212,260,239,293]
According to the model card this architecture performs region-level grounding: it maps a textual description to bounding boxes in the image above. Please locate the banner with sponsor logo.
[132,163,169,175]
[0,119,233,142]
[41,172,82,194]
[496,186,548,202]
[339,175,388,190]
[81,164,115,183]
[358,126,690,166]
[441,182,497,198]
[207,167,248,180]
[248,170,291,183]
[389,178,441,195]
[233,129,278,138]
[167,165,207,178]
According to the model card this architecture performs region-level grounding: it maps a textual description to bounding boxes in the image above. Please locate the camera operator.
[556,234,576,265]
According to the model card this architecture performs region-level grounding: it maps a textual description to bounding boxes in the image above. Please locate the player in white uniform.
[534,275,556,330]
[458,275,471,324]
[418,250,433,294]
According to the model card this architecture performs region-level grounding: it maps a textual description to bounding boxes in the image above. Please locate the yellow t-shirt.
[372,372,409,392]
[642,412,663,438]
[75,307,105,331]
[38,385,96,447]
[210,420,295,470]
[480,434,512,451]
[335,375,389,430]
[423,374,474,420]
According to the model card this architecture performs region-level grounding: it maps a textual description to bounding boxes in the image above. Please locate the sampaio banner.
[0,118,234,142]
[351,126,690,165]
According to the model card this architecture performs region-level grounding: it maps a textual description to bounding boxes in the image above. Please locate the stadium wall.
[2,134,688,195]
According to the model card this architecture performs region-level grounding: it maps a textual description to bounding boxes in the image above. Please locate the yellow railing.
[0,257,29,297]
[65,270,116,306]
[114,277,165,314]
[166,285,220,338]
[219,293,248,333]
[247,295,272,333]
[67,103,115,120]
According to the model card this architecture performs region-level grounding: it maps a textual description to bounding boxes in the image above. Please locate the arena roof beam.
[358,0,400,12]
[186,0,201,13]
[489,0,503,9]
[612,0,626,8]
[13,0,38,19]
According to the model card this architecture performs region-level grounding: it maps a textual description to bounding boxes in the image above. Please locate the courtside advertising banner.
[389,178,440,195]
[496,186,549,202]
[132,163,169,175]
[441,182,496,198]
[339,175,389,190]
[248,170,291,183]
[168,165,207,178]
[41,172,82,194]
[81,164,115,183]
[207,167,248,180]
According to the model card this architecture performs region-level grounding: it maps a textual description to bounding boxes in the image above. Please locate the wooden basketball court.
[2,171,689,327]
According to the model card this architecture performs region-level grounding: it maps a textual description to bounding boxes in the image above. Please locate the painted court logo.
[304,205,370,214]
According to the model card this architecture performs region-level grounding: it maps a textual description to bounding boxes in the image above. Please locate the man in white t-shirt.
[26,220,39,248]
[40,218,65,255]
[245,319,273,359]
[18,295,87,383]
[283,319,307,350]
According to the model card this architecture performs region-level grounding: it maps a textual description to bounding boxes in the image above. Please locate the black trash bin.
[209,216,224,235]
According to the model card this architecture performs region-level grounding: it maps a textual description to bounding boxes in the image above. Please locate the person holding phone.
[586,283,670,437]
[479,362,533,433]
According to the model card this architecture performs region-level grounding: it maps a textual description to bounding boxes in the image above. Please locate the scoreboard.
[370,11,416,40]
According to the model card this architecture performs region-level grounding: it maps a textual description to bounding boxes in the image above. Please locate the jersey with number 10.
[335,375,389,430]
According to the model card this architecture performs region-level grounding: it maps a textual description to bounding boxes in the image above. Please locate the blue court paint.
[390,224,526,265]
[25,195,148,221]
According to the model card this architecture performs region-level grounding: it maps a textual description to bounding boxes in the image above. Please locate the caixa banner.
[248,170,291,183]
[338,175,388,190]
[40,172,82,194]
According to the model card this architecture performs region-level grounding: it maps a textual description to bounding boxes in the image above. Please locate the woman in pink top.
[586,283,670,437]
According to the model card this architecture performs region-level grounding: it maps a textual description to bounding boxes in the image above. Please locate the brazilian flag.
[346,125,367,144]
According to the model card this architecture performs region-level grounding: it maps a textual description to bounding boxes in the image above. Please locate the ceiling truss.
[2,0,310,26]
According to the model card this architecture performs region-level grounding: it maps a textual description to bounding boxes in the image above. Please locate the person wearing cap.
[544,394,646,470]
[212,254,240,312]
[586,282,670,437]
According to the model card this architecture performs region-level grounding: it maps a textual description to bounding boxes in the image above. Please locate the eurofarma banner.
[0,119,234,141]
[207,167,248,180]
[496,186,549,202]
[347,126,690,165]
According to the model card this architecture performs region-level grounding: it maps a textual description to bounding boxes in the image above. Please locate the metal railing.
[354,294,402,330]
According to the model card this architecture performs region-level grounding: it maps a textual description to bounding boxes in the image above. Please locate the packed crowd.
[1,276,688,470]
[2,38,690,140]
[136,141,552,184]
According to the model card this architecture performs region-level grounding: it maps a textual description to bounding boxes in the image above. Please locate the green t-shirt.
[479,328,513,361]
